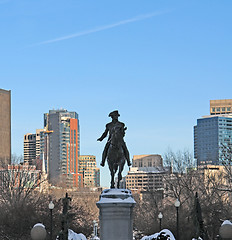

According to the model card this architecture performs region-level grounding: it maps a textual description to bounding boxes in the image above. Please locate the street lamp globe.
[174,199,180,208]
[49,201,54,210]
[31,223,47,240]
[219,220,232,239]
[158,212,163,219]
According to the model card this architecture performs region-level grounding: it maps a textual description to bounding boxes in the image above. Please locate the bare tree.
[162,149,232,240]
[220,143,232,189]
[0,164,43,209]
[0,154,48,239]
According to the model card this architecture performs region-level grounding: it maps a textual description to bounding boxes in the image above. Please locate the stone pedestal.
[96,189,136,240]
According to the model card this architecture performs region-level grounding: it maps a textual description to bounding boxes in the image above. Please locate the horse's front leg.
[109,166,115,188]
[117,173,121,189]
[111,171,115,188]
[117,166,123,189]
[117,157,126,188]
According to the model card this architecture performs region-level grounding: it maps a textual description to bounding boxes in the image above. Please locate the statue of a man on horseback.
[97,110,131,188]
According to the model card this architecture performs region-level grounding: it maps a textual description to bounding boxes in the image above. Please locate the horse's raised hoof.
[127,162,132,166]
[100,162,105,167]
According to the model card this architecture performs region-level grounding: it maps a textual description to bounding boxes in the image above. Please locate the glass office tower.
[194,115,232,165]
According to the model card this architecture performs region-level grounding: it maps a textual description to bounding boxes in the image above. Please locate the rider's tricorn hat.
[109,110,120,117]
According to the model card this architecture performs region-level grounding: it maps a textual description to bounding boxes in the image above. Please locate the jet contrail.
[31,10,172,46]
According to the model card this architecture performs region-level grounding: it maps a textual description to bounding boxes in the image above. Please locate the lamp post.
[49,201,54,240]
[174,199,180,240]
[158,212,163,231]
[93,220,98,236]
[91,220,99,240]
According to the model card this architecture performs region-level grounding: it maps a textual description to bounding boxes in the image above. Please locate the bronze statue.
[97,110,131,188]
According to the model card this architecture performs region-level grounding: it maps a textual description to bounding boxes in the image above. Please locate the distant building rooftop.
[201,114,232,119]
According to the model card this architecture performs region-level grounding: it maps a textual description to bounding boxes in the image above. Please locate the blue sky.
[1,0,232,187]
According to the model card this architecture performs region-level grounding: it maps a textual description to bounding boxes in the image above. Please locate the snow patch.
[97,188,136,204]
[141,229,175,240]
[56,229,87,240]
[222,220,232,226]
[33,223,46,229]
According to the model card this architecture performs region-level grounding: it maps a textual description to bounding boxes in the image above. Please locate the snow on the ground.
[141,229,175,240]
[56,229,87,240]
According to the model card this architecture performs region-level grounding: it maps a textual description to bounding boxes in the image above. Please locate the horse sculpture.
[106,125,126,188]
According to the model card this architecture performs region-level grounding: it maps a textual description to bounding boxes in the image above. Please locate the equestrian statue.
[97,110,131,188]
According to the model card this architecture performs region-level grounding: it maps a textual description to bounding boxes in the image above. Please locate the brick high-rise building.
[0,89,11,166]
[43,109,82,187]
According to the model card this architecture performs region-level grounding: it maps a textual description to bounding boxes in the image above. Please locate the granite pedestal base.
[96,189,136,240]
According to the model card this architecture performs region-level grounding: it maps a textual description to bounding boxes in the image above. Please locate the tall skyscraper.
[0,88,11,167]
[24,129,45,166]
[24,133,36,165]
[36,129,44,158]
[43,109,82,187]
[210,99,232,115]
[79,155,100,188]
[194,114,232,165]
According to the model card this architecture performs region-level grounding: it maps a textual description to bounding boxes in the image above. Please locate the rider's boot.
[100,159,105,167]
[124,150,132,166]
[127,159,132,166]
[100,142,110,167]
[122,143,131,166]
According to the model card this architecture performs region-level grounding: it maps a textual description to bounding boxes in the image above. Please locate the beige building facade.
[0,89,11,166]
[79,155,100,188]
[198,165,232,202]
[132,154,163,168]
[126,154,170,192]
[198,164,231,187]
[126,167,167,192]
[210,99,232,115]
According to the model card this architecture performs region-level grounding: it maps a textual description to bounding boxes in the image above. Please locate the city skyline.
[1,1,232,187]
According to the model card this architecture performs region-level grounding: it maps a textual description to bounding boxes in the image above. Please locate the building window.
[212,108,215,112]
[227,107,231,111]
[216,108,220,112]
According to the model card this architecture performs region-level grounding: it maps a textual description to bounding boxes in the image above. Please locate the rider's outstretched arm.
[97,126,108,141]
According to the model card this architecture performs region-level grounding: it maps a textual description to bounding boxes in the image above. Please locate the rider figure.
[97,110,131,167]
